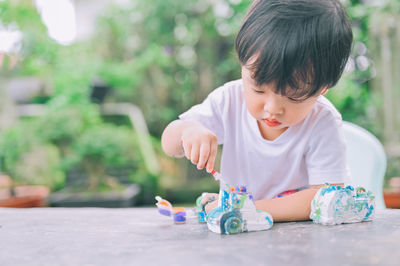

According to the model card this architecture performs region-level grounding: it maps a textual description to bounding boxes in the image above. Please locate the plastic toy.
[155,196,188,224]
[155,167,223,225]
[194,195,208,223]
[156,167,273,234]
[310,184,375,225]
[156,184,273,235]
[203,185,273,234]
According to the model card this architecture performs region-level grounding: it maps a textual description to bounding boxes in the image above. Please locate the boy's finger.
[190,143,200,165]
[197,143,210,169]
[182,141,192,160]
[206,142,218,172]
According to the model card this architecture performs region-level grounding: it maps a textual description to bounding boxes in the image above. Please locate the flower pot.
[0,185,50,208]
[384,177,400,208]
[384,191,400,208]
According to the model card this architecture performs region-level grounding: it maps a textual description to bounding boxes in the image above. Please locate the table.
[1,208,399,266]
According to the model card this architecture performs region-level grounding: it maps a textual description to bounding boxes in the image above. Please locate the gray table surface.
[0,207,399,266]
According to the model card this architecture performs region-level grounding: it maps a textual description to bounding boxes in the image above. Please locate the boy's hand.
[181,124,218,172]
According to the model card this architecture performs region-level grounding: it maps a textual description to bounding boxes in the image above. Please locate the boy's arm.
[161,119,219,171]
[161,119,195,158]
[254,184,344,222]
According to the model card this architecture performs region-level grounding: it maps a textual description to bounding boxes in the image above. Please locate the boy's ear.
[320,87,329,95]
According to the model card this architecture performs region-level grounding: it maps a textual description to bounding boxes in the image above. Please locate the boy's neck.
[257,121,288,141]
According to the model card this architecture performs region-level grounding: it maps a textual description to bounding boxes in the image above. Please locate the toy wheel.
[224,216,242,234]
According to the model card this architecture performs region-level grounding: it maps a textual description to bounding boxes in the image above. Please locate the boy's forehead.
[241,66,255,80]
[241,66,269,85]
[241,67,260,86]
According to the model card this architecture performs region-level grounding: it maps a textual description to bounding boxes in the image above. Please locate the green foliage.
[92,0,251,136]
[0,0,59,77]
[14,144,65,190]
[325,1,381,138]
[0,120,38,177]
[72,124,139,167]
[35,108,85,145]
[0,119,65,190]
[49,44,101,104]
[0,0,155,194]
[0,107,145,191]
[327,74,382,138]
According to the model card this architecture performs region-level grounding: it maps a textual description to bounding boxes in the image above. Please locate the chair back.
[342,121,386,209]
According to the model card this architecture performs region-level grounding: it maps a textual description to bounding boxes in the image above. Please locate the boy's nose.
[263,98,283,115]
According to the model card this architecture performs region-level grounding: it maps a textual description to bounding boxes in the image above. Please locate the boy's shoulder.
[302,96,343,136]
[214,79,243,95]
[223,79,243,88]
[313,96,342,122]
[208,79,244,104]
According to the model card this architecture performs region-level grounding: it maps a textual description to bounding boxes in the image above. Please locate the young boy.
[161,0,353,222]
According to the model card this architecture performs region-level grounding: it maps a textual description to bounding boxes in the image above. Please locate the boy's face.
[242,66,327,137]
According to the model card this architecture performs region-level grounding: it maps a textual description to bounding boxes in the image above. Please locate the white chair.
[342,121,387,209]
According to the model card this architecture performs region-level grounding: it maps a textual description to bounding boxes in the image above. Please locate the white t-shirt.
[179,79,351,200]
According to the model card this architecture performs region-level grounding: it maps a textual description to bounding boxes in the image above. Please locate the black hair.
[235,0,353,100]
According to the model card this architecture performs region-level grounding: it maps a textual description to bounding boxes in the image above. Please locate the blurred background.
[0,0,399,208]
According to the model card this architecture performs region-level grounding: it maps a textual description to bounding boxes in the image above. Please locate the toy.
[156,183,273,234]
[155,196,188,224]
[194,195,208,223]
[155,167,224,225]
[310,184,375,225]
[204,185,273,234]
[156,167,273,234]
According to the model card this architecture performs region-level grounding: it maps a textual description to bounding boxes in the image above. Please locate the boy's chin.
[270,124,289,130]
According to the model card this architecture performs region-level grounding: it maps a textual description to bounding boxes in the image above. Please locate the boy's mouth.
[263,118,281,127]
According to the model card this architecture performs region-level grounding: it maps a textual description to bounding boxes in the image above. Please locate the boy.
[161,0,353,222]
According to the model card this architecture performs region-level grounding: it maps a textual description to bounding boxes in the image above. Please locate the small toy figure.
[310,184,375,225]
[155,196,187,224]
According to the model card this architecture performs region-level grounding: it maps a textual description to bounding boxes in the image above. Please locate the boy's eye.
[287,97,305,103]
[253,89,264,94]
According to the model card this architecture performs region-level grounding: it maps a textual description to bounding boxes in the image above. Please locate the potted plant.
[0,102,150,208]
[48,122,142,207]
[0,120,63,207]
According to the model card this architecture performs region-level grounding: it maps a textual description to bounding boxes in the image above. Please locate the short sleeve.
[179,86,226,144]
[305,112,352,185]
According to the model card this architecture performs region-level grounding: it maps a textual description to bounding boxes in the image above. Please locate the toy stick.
[210,169,221,180]
[208,167,230,189]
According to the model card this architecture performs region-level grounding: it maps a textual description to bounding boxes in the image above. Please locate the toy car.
[310,184,375,225]
[156,184,273,235]
[203,185,273,234]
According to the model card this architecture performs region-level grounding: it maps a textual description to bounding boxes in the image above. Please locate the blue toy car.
[199,185,273,234]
